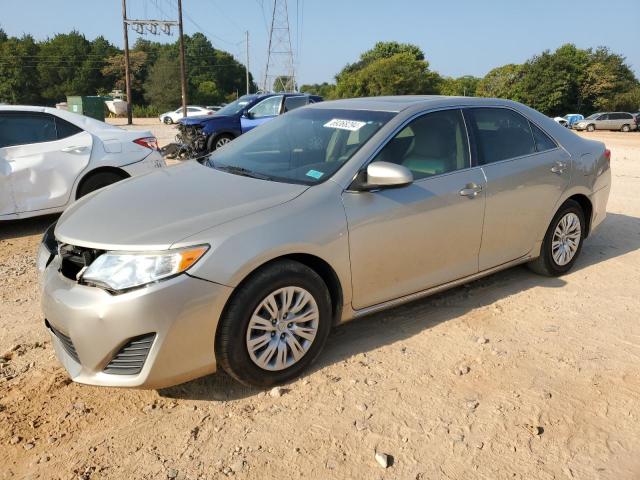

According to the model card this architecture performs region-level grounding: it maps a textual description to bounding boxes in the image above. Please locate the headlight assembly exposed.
[80,245,209,292]
[37,222,58,273]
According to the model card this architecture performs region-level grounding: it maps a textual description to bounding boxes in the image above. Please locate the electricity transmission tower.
[262,0,295,92]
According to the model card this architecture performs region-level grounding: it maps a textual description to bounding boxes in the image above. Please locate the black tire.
[216,260,332,387]
[76,171,127,199]
[527,199,586,277]
[163,116,173,125]
[207,133,234,152]
[586,124,595,132]
[621,124,631,132]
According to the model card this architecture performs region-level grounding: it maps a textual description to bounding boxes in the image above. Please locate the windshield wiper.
[215,164,271,180]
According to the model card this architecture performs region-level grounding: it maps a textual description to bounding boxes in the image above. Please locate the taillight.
[133,137,159,151]
[206,111,214,115]
[604,148,611,161]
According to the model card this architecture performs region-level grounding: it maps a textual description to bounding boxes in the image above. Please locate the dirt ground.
[107,117,179,150]
[1,130,639,480]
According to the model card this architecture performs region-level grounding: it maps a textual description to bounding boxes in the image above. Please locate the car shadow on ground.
[160,211,640,401]
[0,214,59,241]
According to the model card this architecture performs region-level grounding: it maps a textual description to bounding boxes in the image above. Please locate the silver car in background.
[574,112,637,132]
[39,96,611,388]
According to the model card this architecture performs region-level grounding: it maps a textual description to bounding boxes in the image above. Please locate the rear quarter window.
[55,117,83,140]
[530,122,557,152]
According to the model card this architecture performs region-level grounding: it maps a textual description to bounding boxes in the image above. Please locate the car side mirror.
[351,161,413,191]
[242,110,254,119]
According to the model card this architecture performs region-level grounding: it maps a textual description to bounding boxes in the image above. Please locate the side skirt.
[339,254,534,323]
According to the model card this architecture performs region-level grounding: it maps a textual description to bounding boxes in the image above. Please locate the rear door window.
[530,122,557,152]
[283,96,309,112]
[468,108,536,164]
[0,113,57,148]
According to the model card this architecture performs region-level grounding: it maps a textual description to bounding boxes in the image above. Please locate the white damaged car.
[1,106,165,220]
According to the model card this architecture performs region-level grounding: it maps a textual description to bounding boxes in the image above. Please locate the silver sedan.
[39,96,611,388]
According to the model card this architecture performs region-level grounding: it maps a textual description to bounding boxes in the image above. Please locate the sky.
[1,0,639,87]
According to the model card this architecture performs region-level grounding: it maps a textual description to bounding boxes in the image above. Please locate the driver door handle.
[459,183,483,198]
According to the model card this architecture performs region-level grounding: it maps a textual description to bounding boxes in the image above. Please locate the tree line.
[301,42,640,116]
[0,30,256,114]
[1,31,638,117]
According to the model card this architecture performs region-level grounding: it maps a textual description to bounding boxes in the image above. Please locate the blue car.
[178,93,322,154]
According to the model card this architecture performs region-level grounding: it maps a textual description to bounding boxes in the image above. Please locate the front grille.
[103,333,156,375]
[58,244,103,281]
[45,320,80,363]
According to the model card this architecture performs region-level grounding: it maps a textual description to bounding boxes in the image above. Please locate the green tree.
[581,47,638,111]
[101,50,148,95]
[300,82,337,99]
[0,34,41,104]
[143,51,182,111]
[36,32,117,104]
[440,75,481,96]
[334,43,440,98]
[476,64,523,100]
[272,75,296,92]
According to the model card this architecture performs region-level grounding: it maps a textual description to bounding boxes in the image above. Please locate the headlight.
[80,245,209,292]
[37,222,58,273]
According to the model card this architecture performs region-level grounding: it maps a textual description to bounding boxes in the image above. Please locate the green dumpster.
[66,96,106,121]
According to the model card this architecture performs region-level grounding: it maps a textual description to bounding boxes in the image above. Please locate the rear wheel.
[621,124,631,132]
[216,260,332,387]
[77,171,127,199]
[528,199,585,276]
[586,124,595,132]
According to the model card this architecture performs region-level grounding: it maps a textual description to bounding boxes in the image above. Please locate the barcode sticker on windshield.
[323,119,367,131]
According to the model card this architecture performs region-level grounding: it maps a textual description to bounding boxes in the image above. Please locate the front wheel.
[586,124,595,132]
[163,116,173,125]
[216,260,332,387]
[528,199,585,276]
[208,134,234,152]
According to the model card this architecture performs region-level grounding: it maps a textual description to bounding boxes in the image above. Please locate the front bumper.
[41,261,233,388]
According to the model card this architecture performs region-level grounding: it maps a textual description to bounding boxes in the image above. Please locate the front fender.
[175,181,353,308]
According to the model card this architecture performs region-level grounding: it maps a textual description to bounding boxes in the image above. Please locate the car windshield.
[215,95,257,116]
[205,108,395,185]
[586,113,601,120]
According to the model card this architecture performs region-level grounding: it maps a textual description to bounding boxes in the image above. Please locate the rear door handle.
[459,183,483,198]
[61,146,88,153]
[551,161,566,174]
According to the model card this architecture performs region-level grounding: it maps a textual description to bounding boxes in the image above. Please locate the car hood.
[180,114,236,126]
[55,161,308,250]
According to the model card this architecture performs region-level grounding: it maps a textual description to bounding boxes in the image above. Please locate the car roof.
[306,95,533,113]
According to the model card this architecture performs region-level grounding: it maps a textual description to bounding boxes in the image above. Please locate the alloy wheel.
[246,287,319,371]
[215,137,231,149]
[551,212,581,266]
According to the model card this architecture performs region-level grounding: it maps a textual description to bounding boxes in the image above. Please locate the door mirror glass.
[242,109,254,119]
[354,161,413,190]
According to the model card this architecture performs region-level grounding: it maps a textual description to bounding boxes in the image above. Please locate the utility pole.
[245,31,250,95]
[122,5,179,123]
[177,0,188,118]
[121,0,133,125]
